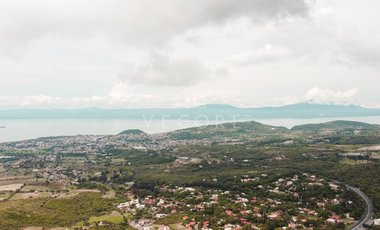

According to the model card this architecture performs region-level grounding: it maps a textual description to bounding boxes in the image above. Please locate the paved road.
[331,180,372,229]
[346,185,373,230]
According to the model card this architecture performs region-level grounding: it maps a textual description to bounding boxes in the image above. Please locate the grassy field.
[112,158,126,163]
[339,158,357,164]
[72,189,101,193]
[21,185,51,192]
[10,192,51,200]
[0,192,114,229]
[75,211,125,226]
[0,183,23,191]
[61,157,86,161]
[102,190,115,199]
[88,211,124,224]
[61,162,85,167]
[0,192,10,200]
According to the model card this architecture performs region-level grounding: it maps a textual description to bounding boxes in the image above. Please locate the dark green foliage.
[118,129,146,135]
[0,193,114,229]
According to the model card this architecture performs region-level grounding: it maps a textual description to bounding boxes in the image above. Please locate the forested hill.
[118,129,146,135]
[291,120,377,132]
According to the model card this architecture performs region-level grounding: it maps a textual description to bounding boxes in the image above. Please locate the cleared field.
[61,162,85,167]
[61,157,86,160]
[0,176,32,186]
[72,189,101,193]
[21,185,51,192]
[112,158,126,163]
[0,166,5,172]
[0,193,10,201]
[339,159,356,164]
[10,192,51,200]
[102,190,115,199]
[88,211,124,224]
[0,183,23,191]
[20,227,44,230]
[358,145,380,151]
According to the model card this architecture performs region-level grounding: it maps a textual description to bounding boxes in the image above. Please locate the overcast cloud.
[0,0,380,109]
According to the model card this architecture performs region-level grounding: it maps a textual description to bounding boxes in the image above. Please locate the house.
[156,214,167,218]
[158,226,170,230]
[327,218,336,223]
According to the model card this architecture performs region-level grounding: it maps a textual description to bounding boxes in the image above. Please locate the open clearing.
[339,158,357,164]
[0,193,10,201]
[72,189,101,193]
[102,190,115,198]
[0,166,5,172]
[20,227,44,230]
[10,192,51,200]
[21,185,51,192]
[75,211,124,226]
[88,211,124,224]
[0,183,23,191]
[112,158,126,163]
[358,145,380,151]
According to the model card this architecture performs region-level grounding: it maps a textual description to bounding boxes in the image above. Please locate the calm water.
[1,116,380,143]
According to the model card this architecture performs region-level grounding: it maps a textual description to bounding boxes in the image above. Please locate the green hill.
[291,120,375,132]
[118,129,146,135]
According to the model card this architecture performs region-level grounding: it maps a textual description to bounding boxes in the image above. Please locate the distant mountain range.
[0,102,380,119]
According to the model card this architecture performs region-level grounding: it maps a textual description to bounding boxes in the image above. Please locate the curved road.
[345,185,373,230]
[331,180,372,230]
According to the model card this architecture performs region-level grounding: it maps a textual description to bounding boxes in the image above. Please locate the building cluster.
[112,173,351,230]
[0,132,240,154]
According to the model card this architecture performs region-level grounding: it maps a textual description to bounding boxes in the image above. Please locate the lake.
[1,116,380,143]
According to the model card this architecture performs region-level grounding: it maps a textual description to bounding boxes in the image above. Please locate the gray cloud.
[229,7,380,68]
[119,53,219,86]
[0,0,310,57]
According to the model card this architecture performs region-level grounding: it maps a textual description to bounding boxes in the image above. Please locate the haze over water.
[1,116,380,143]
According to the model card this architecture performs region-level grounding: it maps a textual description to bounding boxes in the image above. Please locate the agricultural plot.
[21,185,51,192]
[10,192,51,200]
[87,211,124,224]
[111,158,126,163]
[0,192,10,201]
[0,183,23,191]
[102,190,115,198]
[72,189,101,193]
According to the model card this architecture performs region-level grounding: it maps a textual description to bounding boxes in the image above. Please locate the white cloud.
[266,87,359,107]
[304,87,358,105]
[20,95,68,107]
[230,44,291,66]
[107,82,134,100]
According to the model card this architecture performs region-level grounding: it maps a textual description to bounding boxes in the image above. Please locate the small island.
[118,129,145,135]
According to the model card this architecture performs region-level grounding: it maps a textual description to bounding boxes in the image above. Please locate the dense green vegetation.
[118,129,146,135]
[0,193,114,229]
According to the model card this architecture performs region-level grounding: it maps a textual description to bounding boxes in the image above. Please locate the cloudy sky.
[0,0,380,109]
